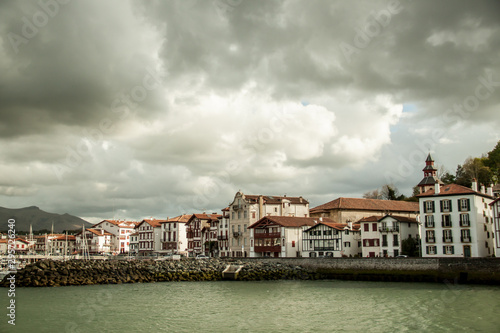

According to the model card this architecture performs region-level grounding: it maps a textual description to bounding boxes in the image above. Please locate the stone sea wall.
[2,257,500,287]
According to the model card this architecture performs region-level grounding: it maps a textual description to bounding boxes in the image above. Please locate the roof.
[311,197,419,213]
[188,213,221,223]
[233,193,309,205]
[306,221,360,232]
[76,228,113,236]
[51,235,76,241]
[160,214,191,223]
[493,184,500,192]
[417,176,443,187]
[249,216,333,229]
[358,215,418,224]
[98,220,140,228]
[138,218,167,228]
[490,197,500,206]
[357,216,380,223]
[417,183,494,199]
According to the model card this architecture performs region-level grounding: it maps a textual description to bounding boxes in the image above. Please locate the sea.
[1,280,499,332]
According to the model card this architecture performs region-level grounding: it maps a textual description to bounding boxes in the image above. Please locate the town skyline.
[0,0,499,223]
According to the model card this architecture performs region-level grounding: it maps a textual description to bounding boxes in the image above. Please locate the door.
[463,245,471,258]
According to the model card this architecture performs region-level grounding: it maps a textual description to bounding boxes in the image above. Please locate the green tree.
[485,140,500,183]
[401,237,420,257]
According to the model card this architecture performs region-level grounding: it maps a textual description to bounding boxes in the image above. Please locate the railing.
[312,247,338,251]
[426,237,435,243]
[254,232,281,239]
[460,221,470,227]
[254,245,281,253]
[461,237,471,243]
[425,222,435,228]
[442,237,453,243]
[217,235,228,240]
[441,221,452,228]
[379,227,399,233]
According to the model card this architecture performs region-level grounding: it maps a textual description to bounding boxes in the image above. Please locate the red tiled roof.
[188,214,222,223]
[51,235,76,241]
[357,216,380,223]
[161,214,191,223]
[139,219,167,228]
[249,216,333,228]
[417,183,494,199]
[98,220,140,228]
[78,228,113,236]
[379,215,419,224]
[311,197,419,213]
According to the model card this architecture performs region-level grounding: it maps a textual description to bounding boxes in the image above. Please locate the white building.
[248,216,319,257]
[302,220,361,257]
[229,192,309,257]
[491,197,500,256]
[137,218,165,255]
[359,215,420,257]
[218,208,230,257]
[419,181,495,257]
[75,228,114,254]
[129,232,139,256]
[93,220,139,254]
[159,215,190,256]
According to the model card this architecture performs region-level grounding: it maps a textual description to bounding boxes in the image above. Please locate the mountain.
[0,206,92,233]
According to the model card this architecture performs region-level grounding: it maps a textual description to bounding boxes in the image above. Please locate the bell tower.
[417,153,442,194]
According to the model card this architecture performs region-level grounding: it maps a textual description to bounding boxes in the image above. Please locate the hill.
[0,206,92,233]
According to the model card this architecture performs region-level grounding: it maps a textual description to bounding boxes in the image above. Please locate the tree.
[401,237,420,257]
[363,189,381,199]
[441,171,456,184]
[381,184,406,201]
[485,140,500,183]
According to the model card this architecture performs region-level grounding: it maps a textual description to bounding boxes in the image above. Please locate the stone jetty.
[0,259,314,287]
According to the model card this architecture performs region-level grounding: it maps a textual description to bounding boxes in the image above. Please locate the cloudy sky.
[0,0,499,223]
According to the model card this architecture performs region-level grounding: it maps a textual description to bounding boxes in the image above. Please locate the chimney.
[319,217,323,222]
[472,178,478,192]
[487,184,493,197]
[258,195,264,219]
[299,196,303,203]
[101,229,104,235]
[435,180,440,194]
[481,184,486,194]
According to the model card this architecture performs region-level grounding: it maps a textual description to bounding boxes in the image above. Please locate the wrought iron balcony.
[426,237,435,243]
[461,237,471,243]
[254,245,281,253]
[254,232,281,239]
[379,227,399,233]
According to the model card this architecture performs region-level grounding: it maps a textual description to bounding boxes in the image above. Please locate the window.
[393,249,399,257]
[424,201,435,213]
[382,235,387,247]
[393,234,399,246]
[460,214,470,227]
[344,241,351,247]
[274,207,278,212]
[364,224,369,232]
[443,245,454,255]
[426,245,437,255]
[443,229,453,242]
[442,215,452,228]
[372,223,377,232]
[238,225,241,233]
[425,215,434,228]
[231,212,235,220]
[426,230,435,243]
[244,211,248,219]
[243,224,247,232]
[237,211,241,219]
[252,212,256,219]
[440,200,452,212]
[458,198,470,212]
[324,230,332,236]
[461,229,471,242]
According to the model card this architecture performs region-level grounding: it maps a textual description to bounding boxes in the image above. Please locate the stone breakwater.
[0,259,315,287]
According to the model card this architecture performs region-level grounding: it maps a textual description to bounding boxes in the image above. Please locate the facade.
[248,216,319,257]
[186,213,221,257]
[129,232,139,255]
[419,181,494,257]
[228,192,310,257]
[50,235,76,255]
[302,220,361,257]
[93,220,139,254]
[34,234,66,254]
[75,228,114,254]
[491,198,500,256]
[159,215,190,256]
[137,219,165,255]
[359,215,420,257]
[310,197,419,223]
[218,208,230,257]
[0,238,30,254]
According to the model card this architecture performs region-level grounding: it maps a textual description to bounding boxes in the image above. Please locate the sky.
[0,0,499,223]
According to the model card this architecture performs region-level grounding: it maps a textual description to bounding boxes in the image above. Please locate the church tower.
[417,153,442,194]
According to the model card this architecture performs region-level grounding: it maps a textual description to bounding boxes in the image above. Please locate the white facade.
[229,192,310,257]
[218,210,230,257]
[491,198,500,257]
[419,184,494,258]
[93,220,138,254]
[75,228,113,254]
[302,222,361,257]
[137,219,163,255]
[160,216,188,255]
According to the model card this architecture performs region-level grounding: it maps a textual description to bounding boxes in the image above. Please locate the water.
[1,280,499,333]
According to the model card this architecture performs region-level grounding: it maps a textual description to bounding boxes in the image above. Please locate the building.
[129,232,139,256]
[489,197,500,256]
[248,216,320,257]
[228,191,310,257]
[0,238,30,254]
[419,180,495,257]
[218,208,230,257]
[302,220,361,257]
[359,215,420,257]
[186,213,221,257]
[136,218,165,256]
[310,197,419,222]
[92,220,140,254]
[34,234,66,255]
[75,228,114,254]
[159,215,190,256]
[493,184,500,198]
[417,153,443,194]
[50,235,76,255]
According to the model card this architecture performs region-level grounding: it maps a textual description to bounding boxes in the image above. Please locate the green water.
[1,280,499,332]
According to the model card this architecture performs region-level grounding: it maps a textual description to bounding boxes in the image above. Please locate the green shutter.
[449,200,452,212]
[440,200,443,212]
[432,201,435,213]
[466,199,470,211]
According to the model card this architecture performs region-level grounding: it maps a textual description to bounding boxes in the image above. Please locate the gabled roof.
[379,215,419,224]
[311,197,419,213]
[231,192,309,206]
[490,197,500,206]
[76,228,113,236]
[357,216,380,223]
[96,220,140,228]
[138,218,167,228]
[51,235,76,241]
[417,183,494,199]
[161,214,191,223]
[187,213,221,223]
[305,221,360,232]
[249,216,332,229]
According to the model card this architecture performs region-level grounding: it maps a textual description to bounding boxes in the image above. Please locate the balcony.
[442,237,453,243]
[254,245,281,253]
[217,235,228,240]
[379,227,399,233]
[254,232,281,239]
[426,237,435,243]
[461,237,471,243]
[425,222,435,228]
[233,231,242,238]
[441,221,452,228]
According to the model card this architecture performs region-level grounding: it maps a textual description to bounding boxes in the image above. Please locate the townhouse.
[418,180,494,257]
[186,213,221,257]
[50,234,76,255]
[93,219,140,254]
[129,232,139,255]
[248,216,319,257]
[228,191,309,257]
[137,218,165,255]
[218,208,230,257]
[0,238,30,254]
[159,215,190,256]
[302,220,361,257]
[34,234,66,255]
[75,228,114,254]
